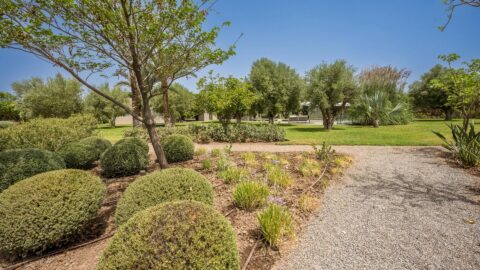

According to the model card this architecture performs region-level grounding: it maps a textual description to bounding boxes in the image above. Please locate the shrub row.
[0,170,106,257]
[0,114,97,152]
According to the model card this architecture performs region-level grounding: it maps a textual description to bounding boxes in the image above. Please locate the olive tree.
[84,84,129,127]
[306,60,358,130]
[0,0,233,168]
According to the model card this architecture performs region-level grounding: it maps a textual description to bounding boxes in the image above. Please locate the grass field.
[96,119,478,146]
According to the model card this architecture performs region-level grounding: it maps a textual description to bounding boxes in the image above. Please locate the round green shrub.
[0,169,106,257]
[79,136,112,157]
[100,141,148,177]
[116,137,149,155]
[161,134,194,163]
[115,168,214,225]
[56,142,98,169]
[99,201,239,270]
[0,148,66,192]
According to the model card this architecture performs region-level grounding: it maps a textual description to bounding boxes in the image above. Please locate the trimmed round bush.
[115,168,213,225]
[56,142,98,169]
[100,141,148,177]
[99,201,239,270]
[116,137,149,155]
[161,134,194,163]
[0,169,106,257]
[0,148,65,192]
[79,136,112,157]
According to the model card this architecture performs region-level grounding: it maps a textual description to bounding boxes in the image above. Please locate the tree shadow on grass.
[287,126,347,133]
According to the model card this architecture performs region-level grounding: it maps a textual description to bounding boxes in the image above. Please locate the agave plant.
[433,123,480,167]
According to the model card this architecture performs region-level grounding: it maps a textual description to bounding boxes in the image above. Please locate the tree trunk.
[110,116,116,127]
[463,116,470,131]
[321,110,335,130]
[443,108,453,121]
[161,79,172,127]
[129,70,142,127]
[373,119,380,128]
[236,115,242,124]
[142,99,167,168]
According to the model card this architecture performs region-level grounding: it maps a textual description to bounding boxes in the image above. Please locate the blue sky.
[0,0,478,93]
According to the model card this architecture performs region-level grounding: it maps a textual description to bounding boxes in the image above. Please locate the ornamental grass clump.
[218,166,249,184]
[56,142,98,169]
[299,158,322,177]
[160,134,195,163]
[0,148,65,192]
[233,181,270,210]
[0,169,106,257]
[265,163,293,188]
[99,201,240,270]
[257,204,294,247]
[242,152,257,167]
[115,168,213,225]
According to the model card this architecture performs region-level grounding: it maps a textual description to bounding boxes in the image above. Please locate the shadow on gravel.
[353,172,479,208]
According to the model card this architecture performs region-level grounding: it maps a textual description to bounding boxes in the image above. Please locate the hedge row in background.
[115,168,213,225]
[0,148,66,192]
[100,137,149,177]
[124,123,285,144]
[99,201,239,270]
[0,114,97,152]
[0,169,106,257]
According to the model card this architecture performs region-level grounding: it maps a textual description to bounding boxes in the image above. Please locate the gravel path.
[194,144,480,270]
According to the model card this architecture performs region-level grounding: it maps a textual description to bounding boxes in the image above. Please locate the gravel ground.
[273,146,480,270]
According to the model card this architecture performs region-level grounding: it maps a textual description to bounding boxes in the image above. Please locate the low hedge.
[161,134,195,163]
[98,201,239,270]
[100,140,148,177]
[115,137,149,155]
[115,168,213,225]
[56,142,98,169]
[0,114,97,152]
[0,148,66,192]
[0,169,106,257]
[79,136,112,157]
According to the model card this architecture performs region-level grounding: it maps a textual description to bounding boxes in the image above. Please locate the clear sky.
[0,0,478,93]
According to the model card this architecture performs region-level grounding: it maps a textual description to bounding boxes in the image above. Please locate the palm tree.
[354,91,403,128]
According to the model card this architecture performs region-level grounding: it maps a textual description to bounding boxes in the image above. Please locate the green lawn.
[95,119,478,146]
[280,119,478,146]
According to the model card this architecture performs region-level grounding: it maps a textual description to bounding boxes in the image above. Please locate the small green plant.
[218,166,249,184]
[232,181,270,210]
[211,148,222,157]
[216,154,231,172]
[202,158,213,171]
[223,143,233,155]
[298,194,320,213]
[242,152,257,167]
[313,142,335,161]
[194,148,207,157]
[257,204,294,247]
[433,123,480,167]
[265,163,293,188]
[299,158,322,177]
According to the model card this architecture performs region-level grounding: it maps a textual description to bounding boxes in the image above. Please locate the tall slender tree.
[0,0,233,168]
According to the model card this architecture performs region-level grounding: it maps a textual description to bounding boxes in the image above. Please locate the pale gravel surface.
[191,144,480,270]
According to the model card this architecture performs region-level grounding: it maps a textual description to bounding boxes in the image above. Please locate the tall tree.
[432,54,480,130]
[152,83,198,124]
[249,58,303,123]
[84,84,129,127]
[197,75,255,131]
[11,74,83,119]
[0,0,233,168]
[306,60,358,130]
[441,0,480,31]
[409,65,454,120]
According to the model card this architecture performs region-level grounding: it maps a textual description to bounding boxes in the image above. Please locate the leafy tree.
[305,60,358,130]
[84,84,129,127]
[351,66,412,126]
[409,65,454,120]
[249,58,303,122]
[197,75,255,131]
[0,0,232,168]
[11,74,83,119]
[432,54,480,130]
[441,0,480,31]
[0,92,19,121]
[152,83,198,124]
